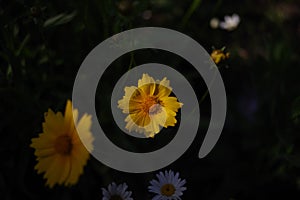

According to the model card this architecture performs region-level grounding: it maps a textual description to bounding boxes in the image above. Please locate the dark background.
[1,0,300,199]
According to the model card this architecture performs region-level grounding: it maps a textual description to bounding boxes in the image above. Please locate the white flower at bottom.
[220,13,240,31]
[148,170,186,200]
[102,182,133,200]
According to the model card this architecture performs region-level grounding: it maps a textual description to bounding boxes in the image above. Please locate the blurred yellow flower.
[211,49,230,64]
[30,100,93,188]
[118,74,183,138]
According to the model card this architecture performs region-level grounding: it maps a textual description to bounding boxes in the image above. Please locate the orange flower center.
[161,184,176,196]
[54,135,73,155]
[141,96,158,113]
[149,103,163,115]
[128,84,169,128]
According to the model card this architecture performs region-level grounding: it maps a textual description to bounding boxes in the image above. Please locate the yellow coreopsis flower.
[118,74,183,138]
[211,49,230,64]
[30,100,94,188]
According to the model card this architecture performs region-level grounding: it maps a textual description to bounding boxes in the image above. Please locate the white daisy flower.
[102,182,133,200]
[148,170,186,200]
[220,14,240,31]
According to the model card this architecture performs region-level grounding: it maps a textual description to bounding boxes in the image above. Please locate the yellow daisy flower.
[30,100,94,188]
[211,49,230,64]
[118,74,183,138]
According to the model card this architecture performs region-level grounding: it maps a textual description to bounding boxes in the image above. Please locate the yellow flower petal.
[43,155,65,188]
[30,134,55,149]
[34,147,56,157]
[118,74,183,137]
[138,73,155,87]
[30,100,93,188]
[34,155,56,173]
[118,86,138,113]
[58,155,71,184]
[65,154,84,185]
[64,101,79,134]
[43,109,64,136]
[161,96,183,112]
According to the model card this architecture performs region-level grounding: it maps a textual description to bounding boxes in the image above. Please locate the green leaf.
[180,0,202,28]
[15,34,30,56]
[43,11,77,28]
[6,64,13,78]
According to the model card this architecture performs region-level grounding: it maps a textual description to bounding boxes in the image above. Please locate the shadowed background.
[1,0,300,199]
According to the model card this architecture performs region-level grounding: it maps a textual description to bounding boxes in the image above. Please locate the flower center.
[110,195,123,200]
[149,103,162,115]
[54,135,73,155]
[141,96,158,113]
[161,184,176,197]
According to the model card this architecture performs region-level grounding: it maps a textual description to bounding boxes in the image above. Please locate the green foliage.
[43,11,77,28]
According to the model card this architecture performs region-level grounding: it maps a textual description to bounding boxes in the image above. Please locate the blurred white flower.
[148,170,186,200]
[142,10,152,20]
[102,182,133,200]
[220,14,240,31]
[210,18,220,29]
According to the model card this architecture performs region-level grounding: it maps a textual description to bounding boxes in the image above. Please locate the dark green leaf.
[43,11,77,28]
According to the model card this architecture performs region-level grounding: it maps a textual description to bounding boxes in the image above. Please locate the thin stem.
[128,51,136,70]
[199,67,218,105]
[187,65,219,118]
[180,0,203,28]
[212,0,223,15]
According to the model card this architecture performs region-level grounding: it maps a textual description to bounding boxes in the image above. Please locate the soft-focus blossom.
[148,170,186,200]
[30,100,94,188]
[220,14,240,31]
[118,73,183,138]
[210,48,230,64]
[102,182,133,200]
[210,17,220,29]
[142,10,152,20]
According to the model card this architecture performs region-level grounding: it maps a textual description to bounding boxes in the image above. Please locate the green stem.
[180,0,203,28]
[128,51,136,70]
[188,65,219,117]
[212,0,223,15]
[199,67,218,105]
